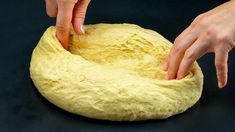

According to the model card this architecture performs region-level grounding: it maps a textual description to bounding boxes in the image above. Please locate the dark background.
[1,0,235,132]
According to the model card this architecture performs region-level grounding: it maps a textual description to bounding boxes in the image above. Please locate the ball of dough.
[30,24,203,121]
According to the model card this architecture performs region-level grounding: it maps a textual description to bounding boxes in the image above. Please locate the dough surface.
[30,24,203,121]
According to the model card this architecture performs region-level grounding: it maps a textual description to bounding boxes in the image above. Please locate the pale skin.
[46,0,235,88]
[45,0,91,49]
[163,0,235,88]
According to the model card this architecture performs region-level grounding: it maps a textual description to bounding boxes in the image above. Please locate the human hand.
[163,1,235,88]
[45,0,91,49]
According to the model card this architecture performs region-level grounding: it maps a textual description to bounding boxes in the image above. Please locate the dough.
[30,24,203,121]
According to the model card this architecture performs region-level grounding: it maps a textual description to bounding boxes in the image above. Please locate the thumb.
[72,0,91,35]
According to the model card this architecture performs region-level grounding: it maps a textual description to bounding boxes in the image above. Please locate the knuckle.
[204,26,216,38]
[75,11,86,20]
[184,49,196,60]
[192,14,206,26]
[173,44,185,54]
[215,32,230,43]
[194,14,205,22]
[46,10,57,17]
[215,62,225,70]
[194,14,209,28]
[174,36,181,44]
[173,43,185,54]
[205,29,213,37]
[56,24,68,35]
[197,18,208,27]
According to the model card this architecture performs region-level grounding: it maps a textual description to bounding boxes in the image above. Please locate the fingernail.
[80,25,84,34]
[218,82,223,88]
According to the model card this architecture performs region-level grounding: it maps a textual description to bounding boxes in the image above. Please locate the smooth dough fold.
[30,24,203,121]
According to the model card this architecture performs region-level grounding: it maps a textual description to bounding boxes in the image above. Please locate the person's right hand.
[163,1,235,88]
[45,0,91,49]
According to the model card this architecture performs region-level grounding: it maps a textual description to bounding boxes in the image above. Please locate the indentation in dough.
[30,24,203,121]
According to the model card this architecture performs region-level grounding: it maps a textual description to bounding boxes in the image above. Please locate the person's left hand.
[45,0,91,49]
[163,1,235,88]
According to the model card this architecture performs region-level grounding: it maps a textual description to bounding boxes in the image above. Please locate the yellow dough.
[30,24,203,121]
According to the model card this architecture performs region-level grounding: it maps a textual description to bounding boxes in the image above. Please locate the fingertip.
[74,23,85,35]
[56,30,69,49]
[80,25,85,34]
[78,25,85,35]
[218,82,224,88]
[215,51,229,89]
[218,79,227,88]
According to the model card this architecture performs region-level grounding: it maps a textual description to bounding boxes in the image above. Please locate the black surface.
[1,0,235,132]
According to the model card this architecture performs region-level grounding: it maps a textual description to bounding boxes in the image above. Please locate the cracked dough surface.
[30,24,203,121]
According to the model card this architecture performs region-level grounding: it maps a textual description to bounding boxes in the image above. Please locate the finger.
[163,23,196,72]
[162,58,168,71]
[166,32,197,80]
[56,0,77,49]
[45,0,58,17]
[72,0,91,35]
[163,26,193,71]
[175,24,194,42]
[215,50,228,88]
[177,36,211,79]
